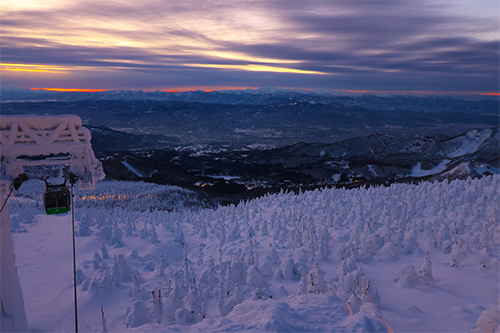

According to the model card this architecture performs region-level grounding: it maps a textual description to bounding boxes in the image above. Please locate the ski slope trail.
[13,213,76,332]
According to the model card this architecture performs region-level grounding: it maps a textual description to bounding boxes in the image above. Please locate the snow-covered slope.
[248,127,499,182]
[9,176,500,332]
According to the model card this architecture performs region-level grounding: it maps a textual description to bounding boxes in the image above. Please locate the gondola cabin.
[44,184,71,215]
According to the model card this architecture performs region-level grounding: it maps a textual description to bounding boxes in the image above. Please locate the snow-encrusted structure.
[0,115,104,191]
[1,115,104,332]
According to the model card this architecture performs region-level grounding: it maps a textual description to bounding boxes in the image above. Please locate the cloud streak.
[1,0,498,92]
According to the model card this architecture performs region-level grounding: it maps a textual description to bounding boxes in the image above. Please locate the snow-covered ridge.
[2,88,498,113]
[9,175,499,332]
[444,128,493,158]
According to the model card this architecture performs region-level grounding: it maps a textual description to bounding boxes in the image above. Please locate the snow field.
[10,175,500,332]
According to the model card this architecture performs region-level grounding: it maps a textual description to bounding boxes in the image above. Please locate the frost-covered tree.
[380,242,399,262]
[418,252,434,285]
[151,288,163,324]
[111,228,124,248]
[247,225,256,238]
[450,239,467,267]
[132,270,146,301]
[403,229,420,254]
[125,300,149,328]
[478,224,490,250]
[245,240,255,266]
[93,252,102,270]
[112,254,133,285]
[436,222,451,248]
[246,265,267,289]
[319,236,331,260]
[187,284,203,323]
[363,233,384,256]
[157,253,169,277]
[227,225,241,242]
[307,263,328,294]
[396,264,420,288]
[336,242,355,261]
[101,243,110,259]
[164,285,184,324]
[472,309,500,333]
[150,225,159,243]
[297,264,308,295]
[101,306,108,333]
[261,220,269,236]
[347,290,363,314]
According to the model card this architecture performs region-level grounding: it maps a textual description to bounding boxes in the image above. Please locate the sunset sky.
[1,0,499,94]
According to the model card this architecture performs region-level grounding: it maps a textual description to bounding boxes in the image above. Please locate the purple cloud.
[1,0,498,92]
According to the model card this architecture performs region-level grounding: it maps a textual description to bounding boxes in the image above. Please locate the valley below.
[2,90,499,205]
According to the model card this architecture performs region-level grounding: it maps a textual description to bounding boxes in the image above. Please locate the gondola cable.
[0,173,29,214]
[69,172,79,333]
[0,171,79,332]
[0,186,14,214]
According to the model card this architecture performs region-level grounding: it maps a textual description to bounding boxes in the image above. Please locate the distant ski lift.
[44,182,71,215]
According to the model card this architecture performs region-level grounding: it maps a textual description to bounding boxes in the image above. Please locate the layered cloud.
[1,0,498,92]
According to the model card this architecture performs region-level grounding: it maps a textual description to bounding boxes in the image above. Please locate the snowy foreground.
[10,176,500,332]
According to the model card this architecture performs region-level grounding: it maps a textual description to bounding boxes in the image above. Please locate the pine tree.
[418,252,434,285]
[158,253,169,277]
[450,238,467,267]
[307,263,328,294]
[261,220,269,236]
[151,288,163,324]
[101,243,110,259]
[101,306,108,333]
[346,290,362,314]
[297,264,308,295]
[187,284,203,323]
[478,224,490,250]
[132,270,144,301]
[319,236,331,260]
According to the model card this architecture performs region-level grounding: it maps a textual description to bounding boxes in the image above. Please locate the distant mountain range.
[2,88,498,113]
[2,96,498,146]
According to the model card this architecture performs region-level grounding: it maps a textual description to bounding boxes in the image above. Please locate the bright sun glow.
[1,63,69,73]
[186,63,328,75]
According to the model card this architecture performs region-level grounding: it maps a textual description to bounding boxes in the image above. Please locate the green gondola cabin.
[44,184,71,214]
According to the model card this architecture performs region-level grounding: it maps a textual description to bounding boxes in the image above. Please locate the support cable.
[0,174,29,213]
[0,186,14,214]
[70,173,79,333]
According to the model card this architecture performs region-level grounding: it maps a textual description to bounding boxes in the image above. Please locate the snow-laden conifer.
[319,236,332,260]
[306,263,328,294]
[187,284,203,323]
[101,243,110,259]
[450,239,467,267]
[297,264,308,295]
[403,229,420,254]
[112,254,133,285]
[151,288,163,324]
[418,252,433,285]
[125,300,149,327]
[101,306,109,333]
[396,264,420,288]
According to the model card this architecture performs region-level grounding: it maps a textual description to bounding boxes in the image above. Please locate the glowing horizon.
[2,1,498,93]
[26,87,500,96]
